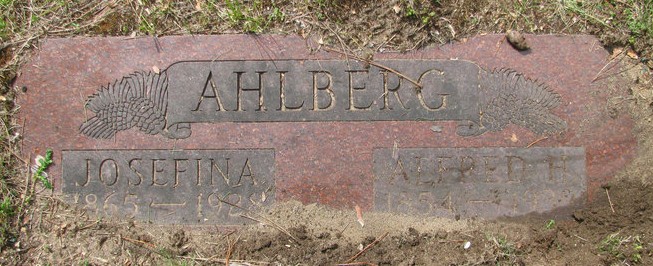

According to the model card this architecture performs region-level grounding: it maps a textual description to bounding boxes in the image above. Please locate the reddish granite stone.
[16,35,635,222]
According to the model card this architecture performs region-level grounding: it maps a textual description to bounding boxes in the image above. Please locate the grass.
[559,0,653,59]
[0,19,6,39]
[224,0,265,33]
[599,233,645,264]
[223,0,285,33]
[625,1,653,45]
[403,0,437,24]
[0,196,15,249]
[0,0,651,264]
[545,219,556,229]
[485,234,522,264]
[562,0,612,28]
[164,258,195,266]
[33,149,53,190]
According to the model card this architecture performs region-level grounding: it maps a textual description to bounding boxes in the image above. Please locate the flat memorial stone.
[16,35,635,223]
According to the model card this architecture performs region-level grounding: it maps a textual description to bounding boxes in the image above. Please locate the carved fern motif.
[479,68,567,135]
[80,71,168,139]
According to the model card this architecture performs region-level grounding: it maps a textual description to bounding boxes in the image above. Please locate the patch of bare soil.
[9,177,653,265]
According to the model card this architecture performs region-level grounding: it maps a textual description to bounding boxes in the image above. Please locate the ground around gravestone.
[1,1,653,265]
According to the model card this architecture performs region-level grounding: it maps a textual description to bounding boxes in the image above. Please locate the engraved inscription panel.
[373,147,586,218]
[62,150,275,224]
[80,60,567,139]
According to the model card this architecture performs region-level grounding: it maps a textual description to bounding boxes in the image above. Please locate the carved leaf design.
[479,68,567,135]
[80,71,168,139]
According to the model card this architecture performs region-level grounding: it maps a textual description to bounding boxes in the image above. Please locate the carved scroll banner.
[79,60,566,139]
[16,35,636,223]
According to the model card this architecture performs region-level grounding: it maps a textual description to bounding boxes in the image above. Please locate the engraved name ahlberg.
[79,60,568,139]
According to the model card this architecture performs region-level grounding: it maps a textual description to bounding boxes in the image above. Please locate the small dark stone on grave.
[506,30,530,51]
[408,227,419,236]
[404,228,421,247]
[316,232,330,239]
[170,229,188,248]
[98,236,108,248]
[5,70,16,84]
[290,226,309,240]
[254,240,272,251]
[572,211,585,223]
[320,242,338,253]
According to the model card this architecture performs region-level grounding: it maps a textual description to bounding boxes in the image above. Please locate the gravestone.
[16,35,635,224]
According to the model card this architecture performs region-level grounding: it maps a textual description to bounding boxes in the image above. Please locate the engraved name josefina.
[62,150,275,224]
[80,60,567,139]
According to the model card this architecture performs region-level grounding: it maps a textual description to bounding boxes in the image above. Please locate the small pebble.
[506,30,530,51]
[463,241,471,249]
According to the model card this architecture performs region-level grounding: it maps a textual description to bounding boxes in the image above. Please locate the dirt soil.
[1,0,653,265]
[11,175,653,265]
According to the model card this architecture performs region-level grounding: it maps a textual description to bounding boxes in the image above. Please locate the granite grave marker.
[17,35,635,223]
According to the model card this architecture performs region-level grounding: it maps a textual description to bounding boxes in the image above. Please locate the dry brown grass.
[0,0,652,264]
